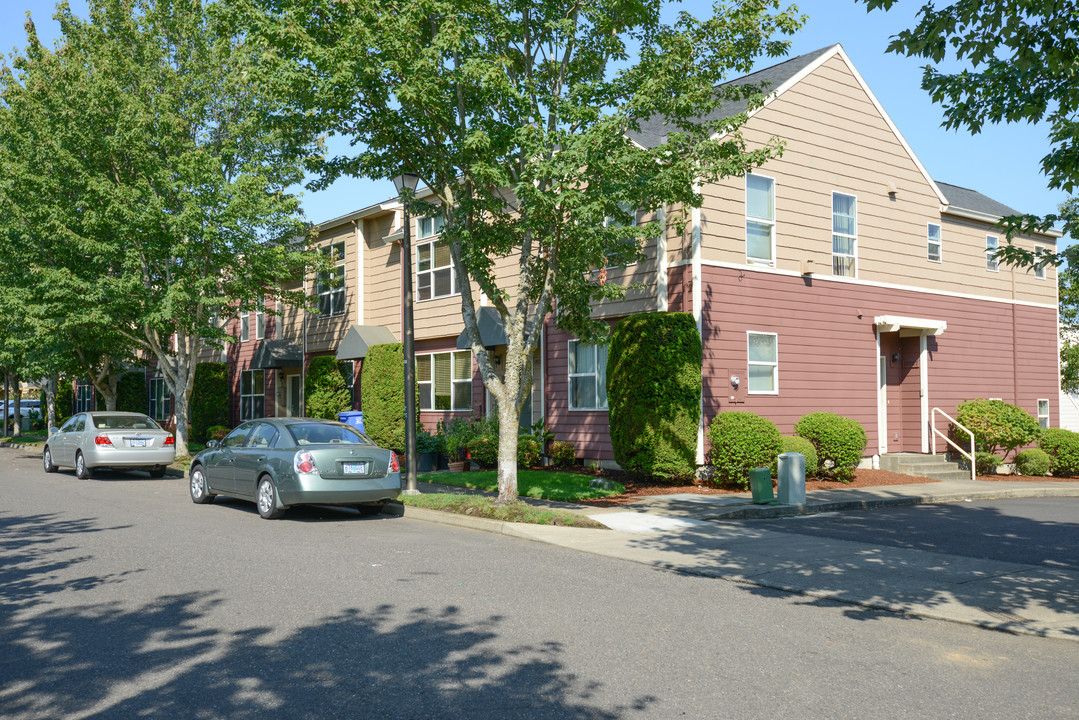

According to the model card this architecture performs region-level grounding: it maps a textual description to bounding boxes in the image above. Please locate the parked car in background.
[43,412,176,478]
[188,418,401,519]
[1,398,41,418]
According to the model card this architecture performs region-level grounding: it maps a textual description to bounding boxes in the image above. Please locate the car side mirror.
[205,439,220,449]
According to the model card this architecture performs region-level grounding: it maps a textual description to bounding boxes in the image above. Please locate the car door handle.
[257,457,266,462]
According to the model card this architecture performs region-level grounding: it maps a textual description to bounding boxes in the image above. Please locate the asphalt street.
[2,445,1079,719]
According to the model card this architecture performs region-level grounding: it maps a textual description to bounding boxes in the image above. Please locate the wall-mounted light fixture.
[891,352,900,364]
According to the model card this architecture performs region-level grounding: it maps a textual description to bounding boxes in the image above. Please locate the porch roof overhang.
[251,339,304,370]
[457,306,508,349]
[874,315,947,336]
[336,325,398,361]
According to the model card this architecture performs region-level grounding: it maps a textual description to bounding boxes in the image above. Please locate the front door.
[879,331,924,453]
[285,374,302,417]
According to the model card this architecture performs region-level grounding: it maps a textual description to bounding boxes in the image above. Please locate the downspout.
[656,206,668,313]
[691,189,704,466]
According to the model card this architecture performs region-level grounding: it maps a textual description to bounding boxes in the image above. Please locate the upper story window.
[746,174,775,266]
[568,340,608,411]
[1034,247,1048,279]
[747,332,778,394]
[417,215,458,301]
[1038,399,1050,428]
[240,313,250,342]
[986,235,999,272]
[832,192,857,277]
[602,201,640,269]
[318,242,346,316]
[255,298,266,339]
[927,223,942,263]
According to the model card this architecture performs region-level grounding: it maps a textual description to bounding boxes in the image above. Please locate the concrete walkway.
[411,478,1079,642]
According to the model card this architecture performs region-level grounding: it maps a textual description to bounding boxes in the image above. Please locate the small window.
[747,332,778,394]
[416,351,472,411]
[746,174,775,266]
[832,193,857,277]
[1038,399,1050,429]
[318,242,346,316]
[240,369,265,420]
[986,235,999,271]
[927,223,942,263]
[255,300,266,340]
[240,314,250,342]
[568,340,609,410]
[1034,247,1048,280]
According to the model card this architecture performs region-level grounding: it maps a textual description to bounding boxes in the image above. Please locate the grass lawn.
[417,469,624,502]
[0,433,45,445]
[400,493,607,528]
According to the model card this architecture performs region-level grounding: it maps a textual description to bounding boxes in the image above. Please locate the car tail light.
[94,434,112,446]
[164,436,175,446]
[389,451,400,473]
[294,450,318,475]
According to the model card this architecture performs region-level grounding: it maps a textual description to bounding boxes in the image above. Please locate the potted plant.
[438,418,474,472]
[415,429,442,473]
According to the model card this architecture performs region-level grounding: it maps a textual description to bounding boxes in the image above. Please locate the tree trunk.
[12,375,21,432]
[495,400,520,504]
[44,372,58,432]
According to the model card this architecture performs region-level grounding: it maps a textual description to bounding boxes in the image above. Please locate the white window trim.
[255,300,266,340]
[148,376,171,421]
[240,313,250,342]
[240,369,265,421]
[1038,399,1050,428]
[1034,247,1047,280]
[416,216,459,302]
[317,242,346,317]
[416,350,472,411]
[831,191,857,278]
[567,340,609,411]
[600,202,641,270]
[746,331,779,395]
[927,223,942,264]
[986,235,1000,272]
[745,173,776,267]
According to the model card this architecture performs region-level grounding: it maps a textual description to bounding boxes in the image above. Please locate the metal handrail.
[931,407,976,481]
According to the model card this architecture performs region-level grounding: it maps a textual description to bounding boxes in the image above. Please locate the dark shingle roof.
[935,182,1019,219]
[626,45,838,149]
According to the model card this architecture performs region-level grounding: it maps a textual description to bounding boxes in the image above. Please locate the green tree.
[860,0,1077,265]
[360,344,407,453]
[247,0,803,503]
[1060,261,1079,393]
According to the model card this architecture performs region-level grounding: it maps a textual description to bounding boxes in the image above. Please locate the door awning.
[336,325,398,361]
[457,306,509,349]
[874,315,947,336]
[251,339,304,369]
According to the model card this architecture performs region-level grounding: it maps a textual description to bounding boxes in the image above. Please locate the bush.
[207,425,229,441]
[517,435,542,468]
[608,313,702,482]
[770,436,819,479]
[975,451,1004,475]
[1014,448,1051,476]
[56,380,74,423]
[189,362,229,443]
[116,371,149,413]
[549,440,576,467]
[467,434,499,468]
[794,412,867,482]
[360,344,412,452]
[305,355,352,421]
[706,411,782,489]
[955,399,1041,461]
[1038,428,1079,476]
[416,428,443,453]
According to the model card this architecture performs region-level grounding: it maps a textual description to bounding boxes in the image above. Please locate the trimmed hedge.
[306,355,352,422]
[1038,428,1079,476]
[189,362,229,443]
[361,344,406,452]
[794,412,866,482]
[117,371,149,413]
[608,313,702,481]
[707,411,782,489]
[1014,448,1051,476]
[770,436,819,479]
[955,399,1041,461]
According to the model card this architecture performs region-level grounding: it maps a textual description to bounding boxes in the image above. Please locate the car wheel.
[75,452,93,480]
[189,465,215,505]
[149,466,167,479]
[256,476,284,519]
[43,446,58,474]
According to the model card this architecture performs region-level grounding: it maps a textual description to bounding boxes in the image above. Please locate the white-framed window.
[1034,247,1048,280]
[255,299,266,340]
[1038,399,1050,429]
[76,381,93,413]
[318,242,346,317]
[747,332,778,394]
[568,340,608,410]
[927,223,942,263]
[240,369,265,420]
[986,235,999,272]
[148,377,171,421]
[746,173,775,266]
[601,201,640,269]
[832,192,857,277]
[417,215,457,301]
[416,351,472,411]
[240,313,250,342]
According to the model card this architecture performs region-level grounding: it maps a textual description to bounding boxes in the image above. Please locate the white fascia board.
[874,314,947,335]
[942,205,1065,239]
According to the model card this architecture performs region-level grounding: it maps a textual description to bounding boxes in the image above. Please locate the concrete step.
[880,453,970,481]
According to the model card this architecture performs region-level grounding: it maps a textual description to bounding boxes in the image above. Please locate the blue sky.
[1,0,1069,237]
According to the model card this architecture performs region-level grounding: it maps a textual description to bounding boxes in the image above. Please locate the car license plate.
[342,462,367,474]
[129,439,146,448]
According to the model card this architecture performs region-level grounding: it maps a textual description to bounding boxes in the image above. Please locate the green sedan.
[188,418,402,519]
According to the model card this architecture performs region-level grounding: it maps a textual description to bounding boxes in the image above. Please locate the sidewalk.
[411,477,1079,642]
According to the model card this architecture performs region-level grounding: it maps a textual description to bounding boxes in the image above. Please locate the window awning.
[457,306,509,349]
[874,315,947,336]
[336,325,399,361]
[251,339,304,370]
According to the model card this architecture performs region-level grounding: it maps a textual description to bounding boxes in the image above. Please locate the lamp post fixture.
[393,172,421,495]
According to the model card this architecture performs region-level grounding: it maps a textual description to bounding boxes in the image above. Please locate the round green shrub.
[770,436,819,478]
[608,313,702,482]
[956,399,1041,461]
[305,355,352,421]
[1038,428,1079,476]
[467,434,499,468]
[794,412,867,483]
[707,411,782,489]
[1014,448,1051,476]
[975,451,1004,475]
[517,435,542,468]
[549,440,576,467]
[189,362,229,443]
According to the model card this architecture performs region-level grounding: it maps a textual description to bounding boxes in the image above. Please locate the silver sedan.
[43,412,176,478]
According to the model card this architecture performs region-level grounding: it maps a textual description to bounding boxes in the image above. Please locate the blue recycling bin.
[337,411,365,433]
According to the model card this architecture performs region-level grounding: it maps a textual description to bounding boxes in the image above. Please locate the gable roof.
[936,181,1018,218]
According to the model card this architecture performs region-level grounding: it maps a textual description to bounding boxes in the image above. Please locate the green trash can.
[749,467,775,504]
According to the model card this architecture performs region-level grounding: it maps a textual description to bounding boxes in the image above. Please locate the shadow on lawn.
[0,510,654,720]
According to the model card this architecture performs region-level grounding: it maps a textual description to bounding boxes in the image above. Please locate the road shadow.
[0,511,654,719]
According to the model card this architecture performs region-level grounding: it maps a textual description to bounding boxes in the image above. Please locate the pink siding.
[226,307,277,426]
[545,322,617,462]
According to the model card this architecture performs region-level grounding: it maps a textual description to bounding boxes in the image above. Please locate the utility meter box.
[777,452,806,505]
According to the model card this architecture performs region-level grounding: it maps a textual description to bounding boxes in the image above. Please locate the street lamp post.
[393,172,421,495]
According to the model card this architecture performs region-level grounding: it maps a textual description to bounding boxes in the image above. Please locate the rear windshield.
[287,422,374,446]
[93,415,161,430]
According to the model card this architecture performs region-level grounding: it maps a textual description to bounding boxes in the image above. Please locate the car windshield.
[93,415,161,430]
[287,422,373,446]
